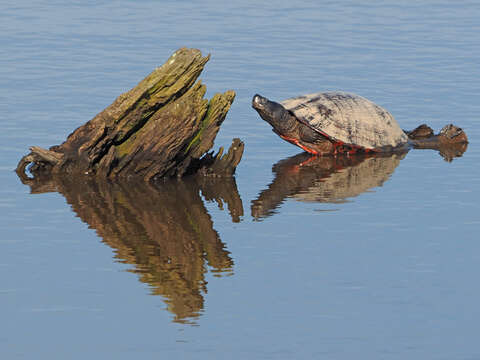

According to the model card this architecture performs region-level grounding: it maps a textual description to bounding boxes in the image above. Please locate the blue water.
[1,1,480,359]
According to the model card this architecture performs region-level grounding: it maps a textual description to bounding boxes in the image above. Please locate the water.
[1,1,480,358]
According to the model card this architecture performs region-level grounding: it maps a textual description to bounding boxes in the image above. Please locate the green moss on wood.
[185,90,235,157]
[18,48,243,180]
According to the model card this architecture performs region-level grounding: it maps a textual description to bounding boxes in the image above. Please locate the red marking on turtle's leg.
[297,143,320,155]
[331,140,377,155]
[332,140,345,154]
[279,135,320,155]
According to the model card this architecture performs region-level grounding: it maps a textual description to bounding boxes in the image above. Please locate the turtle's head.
[252,94,297,135]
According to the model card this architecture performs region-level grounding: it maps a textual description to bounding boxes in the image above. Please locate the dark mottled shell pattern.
[281,91,408,149]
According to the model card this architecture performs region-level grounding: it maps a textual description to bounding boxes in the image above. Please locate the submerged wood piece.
[17,48,243,181]
[405,124,468,162]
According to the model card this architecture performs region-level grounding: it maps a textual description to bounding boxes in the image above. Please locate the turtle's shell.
[281,91,408,149]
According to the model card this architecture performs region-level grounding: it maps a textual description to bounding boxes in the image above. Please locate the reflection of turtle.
[252,92,468,155]
[251,152,405,219]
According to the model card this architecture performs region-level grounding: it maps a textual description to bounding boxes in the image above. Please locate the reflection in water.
[434,142,468,162]
[18,174,243,324]
[252,139,468,220]
[252,152,406,219]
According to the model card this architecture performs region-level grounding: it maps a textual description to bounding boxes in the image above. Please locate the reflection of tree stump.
[19,173,243,324]
[16,48,244,181]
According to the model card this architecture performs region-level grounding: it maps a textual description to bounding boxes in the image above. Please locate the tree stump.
[16,48,244,181]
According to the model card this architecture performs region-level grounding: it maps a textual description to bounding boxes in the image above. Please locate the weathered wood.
[17,48,244,181]
[406,124,468,161]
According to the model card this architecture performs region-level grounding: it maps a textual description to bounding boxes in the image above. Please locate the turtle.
[252,91,468,155]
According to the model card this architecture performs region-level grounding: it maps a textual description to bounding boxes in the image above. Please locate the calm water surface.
[1,1,480,359]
